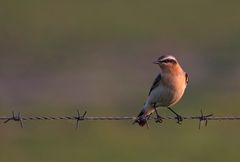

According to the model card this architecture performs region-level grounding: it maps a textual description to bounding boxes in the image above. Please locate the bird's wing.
[185,72,189,84]
[148,73,161,96]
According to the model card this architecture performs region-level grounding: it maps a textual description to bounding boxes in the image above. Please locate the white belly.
[145,81,186,108]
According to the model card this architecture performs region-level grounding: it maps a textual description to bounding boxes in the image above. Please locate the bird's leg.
[167,107,183,124]
[154,106,163,123]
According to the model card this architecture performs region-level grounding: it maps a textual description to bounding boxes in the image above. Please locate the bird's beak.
[153,60,160,64]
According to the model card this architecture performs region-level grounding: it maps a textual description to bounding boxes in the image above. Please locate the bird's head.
[153,55,178,70]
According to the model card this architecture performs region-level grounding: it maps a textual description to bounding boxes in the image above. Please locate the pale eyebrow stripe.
[160,56,176,61]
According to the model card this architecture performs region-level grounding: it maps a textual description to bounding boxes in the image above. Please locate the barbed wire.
[1,110,240,129]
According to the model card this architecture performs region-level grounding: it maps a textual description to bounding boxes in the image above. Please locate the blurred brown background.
[1,1,240,162]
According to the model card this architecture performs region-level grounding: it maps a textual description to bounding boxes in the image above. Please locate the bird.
[134,55,188,127]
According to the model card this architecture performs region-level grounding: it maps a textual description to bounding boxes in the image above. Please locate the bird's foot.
[155,115,163,123]
[167,107,183,124]
[175,115,183,124]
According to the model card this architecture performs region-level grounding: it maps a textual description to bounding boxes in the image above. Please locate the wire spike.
[75,110,87,129]
[82,111,87,119]
[75,110,80,129]
[199,110,203,129]
[18,112,24,128]
[3,111,24,128]
[198,110,213,129]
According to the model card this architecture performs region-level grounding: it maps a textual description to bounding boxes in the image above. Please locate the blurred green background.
[1,1,240,162]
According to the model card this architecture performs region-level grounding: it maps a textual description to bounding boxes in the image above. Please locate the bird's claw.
[176,115,183,124]
[155,115,163,123]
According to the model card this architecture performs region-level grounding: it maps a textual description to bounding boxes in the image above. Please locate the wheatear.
[135,55,188,127]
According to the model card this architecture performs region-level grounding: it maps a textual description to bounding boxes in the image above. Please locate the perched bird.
[134,55,188,127]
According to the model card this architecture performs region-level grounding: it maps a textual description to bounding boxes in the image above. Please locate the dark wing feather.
[148,73,161,96]
[185,72,189,84]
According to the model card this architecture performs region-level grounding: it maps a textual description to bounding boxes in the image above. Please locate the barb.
[3,111,24,128]
[75,110,87,129]
[198,110,214,129]
[1,110,240,129]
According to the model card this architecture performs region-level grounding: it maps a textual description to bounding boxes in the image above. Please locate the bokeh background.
[1,1,240,162]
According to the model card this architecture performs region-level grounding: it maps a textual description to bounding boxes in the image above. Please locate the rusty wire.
[1,110,240,129]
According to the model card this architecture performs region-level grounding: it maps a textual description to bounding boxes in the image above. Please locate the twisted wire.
[2,116,240,121]
[1,110,240,129]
